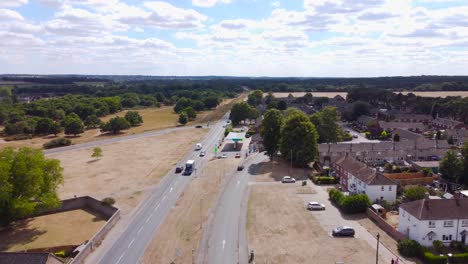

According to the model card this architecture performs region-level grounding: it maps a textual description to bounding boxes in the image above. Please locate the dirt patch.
[247,184,388,263]
[47,128,207,215]
[0,209,105,252]
[140,158,239,264]
[249,159,310,182]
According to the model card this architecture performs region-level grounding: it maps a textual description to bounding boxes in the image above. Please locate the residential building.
[445,128,468,146]
[378,121,426,131]
[431,117,466,130]
[333,155,397,202]
[0,253,62,264]
[398,195,468,247]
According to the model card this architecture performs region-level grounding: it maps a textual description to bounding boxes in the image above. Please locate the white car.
[307,201,325,210]
[221,153,228,159]
[281,176,296,183]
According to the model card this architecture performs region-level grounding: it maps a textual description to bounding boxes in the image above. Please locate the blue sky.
[1,0,468,76]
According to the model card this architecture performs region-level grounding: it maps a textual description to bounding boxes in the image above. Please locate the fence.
[384,172,439,186]
[366,208,406,241]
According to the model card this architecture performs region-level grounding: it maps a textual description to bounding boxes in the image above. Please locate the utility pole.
[290,149,293,175]
[376,233,380,264]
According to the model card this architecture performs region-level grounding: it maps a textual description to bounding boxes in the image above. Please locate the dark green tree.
[100,117,131,134]
[124,111,143,126]
[174,98,193,113]
[63,114,84,136]
[277,100,287,110]
[0,147,63,223]
[461,142,468,185]
[261,109,283,161]
[178,112,188,125]
[310,106,341,143]
[182,107,197,121]
[280,110,319,166]
[84,114,101,129]
[247,90,263,106]
[404,186,427,201]
[230,102,251,125]
[439,151,463,183]
[35,117,55,135]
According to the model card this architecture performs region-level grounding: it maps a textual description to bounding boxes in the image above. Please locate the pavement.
[339,123,380,144]
[198,153,267,264]
[88,114,229,264]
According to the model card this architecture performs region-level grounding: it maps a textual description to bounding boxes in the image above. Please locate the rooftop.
[401,198,468,220]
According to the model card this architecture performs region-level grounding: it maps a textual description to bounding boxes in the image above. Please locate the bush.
[398,239,423,258]
[450,241,467,252]
[340,194,371,214]
[313,176,338,185]
[328,188,344,204]
[43,137,72,149]
[404,186,427,201]
[4,134,33,141]
[423,252,447,264]
[433,240,445,253]
[101,197,116,206]
[453,253,468,263]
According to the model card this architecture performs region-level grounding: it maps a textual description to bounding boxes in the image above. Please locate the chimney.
[454,191,461,206]
[425,192,430,210]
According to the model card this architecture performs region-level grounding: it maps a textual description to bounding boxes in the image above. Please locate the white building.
[398,196,468,247]
[333,155,397,203]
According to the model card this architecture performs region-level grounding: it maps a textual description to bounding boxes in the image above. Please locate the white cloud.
[192,0,231,8]
[0,8,24,21]
[0,0,28,8]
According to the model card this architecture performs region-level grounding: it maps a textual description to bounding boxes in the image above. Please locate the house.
[378,121,426,131]
[431,118,466,130]
[333,155,397,202]
[445,129,468,146]
[398,194,468,247]
[0,253,62,264]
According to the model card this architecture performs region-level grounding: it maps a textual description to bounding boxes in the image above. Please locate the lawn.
[0,209,106,252]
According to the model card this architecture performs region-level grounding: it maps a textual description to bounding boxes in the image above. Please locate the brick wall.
[366,208,406,241]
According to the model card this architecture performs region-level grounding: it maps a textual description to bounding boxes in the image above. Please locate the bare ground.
[0,209,106,252]
[247,184,387,264]
[47,128,207,215]
[140,158,239,264]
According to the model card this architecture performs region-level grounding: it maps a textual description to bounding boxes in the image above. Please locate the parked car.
[281,176,296,183]
[245,134,251,138]
[175,166,184,173]
[221,153,228,159]
[237,165,244,171]
[235,153,241,158]
[352,134,358,138]
[195,125,203,128]
[307,202,325,210]
[332,226,355,237]
[199,151,206,157]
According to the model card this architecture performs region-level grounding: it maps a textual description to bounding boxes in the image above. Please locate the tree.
[393,133,400,142]
[247,90,263,106]
[264,91,275,104]
[35,117,55,135]
[203,96,219,109]
[280,110,319,166]
[439,151,463,183]
[49,122,63,136]
[92,147,103,160]
[174,98,193,113]
[100,117,131,134]
[350,101,370,120]
[84,114,101,129]
[124,111,143,126]
[277,100,287,110]
[230,102,251,125]
[310,106,341,143]
[0,147,63,223]
[178,112,188,125]
[261,109,283,161]
[266,101,277,110]
[303,92,314,104]
[461,142,468,185]
[404,186,427,201]
[181,107,196,120]
[248,108,259,120]
[63,114,84,136]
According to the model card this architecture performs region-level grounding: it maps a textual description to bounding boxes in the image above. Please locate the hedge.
[453,253,468,263]
[398,239,423,258]
[43,137,72,149]
[328,189,370,214]
[312,176,338,185]
[424,252,447,264]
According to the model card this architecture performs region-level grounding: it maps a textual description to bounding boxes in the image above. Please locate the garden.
[398,239,468,264]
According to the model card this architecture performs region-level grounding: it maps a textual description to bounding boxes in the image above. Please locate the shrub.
[43,137,72,149]
[313,176,338,185]
[450,241,467,252]
[4,134,33,141]
[101,197,116,206]
[433,240,445,253]
[453,253,468,263]
[340,194,371,214]
[398,239,423,258]
[328,188,344,204]
[404,186,427,201]
[423,252,447,264]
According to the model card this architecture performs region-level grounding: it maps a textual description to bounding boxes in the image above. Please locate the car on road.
[237,165,244,171]
[221,153,228,159]
[175,166,184,173]
[235,153,241,158]
[332,226,355,237]
[245,133,251,138]
[307,201,325,210]
[199,151,206,157]
[352,134,358,138]
[195,125,203,128]
[281,176,296,183]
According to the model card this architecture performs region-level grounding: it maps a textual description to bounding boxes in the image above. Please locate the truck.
[184,160,195,175]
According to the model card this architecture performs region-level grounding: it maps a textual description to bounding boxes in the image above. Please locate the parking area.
[246,160,411,263]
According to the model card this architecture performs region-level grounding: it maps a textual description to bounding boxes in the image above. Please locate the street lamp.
[376,233,380,264]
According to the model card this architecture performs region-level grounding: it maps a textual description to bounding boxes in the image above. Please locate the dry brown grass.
[0,209,106,252]
[48,128,208,215]
[140,158,239,264]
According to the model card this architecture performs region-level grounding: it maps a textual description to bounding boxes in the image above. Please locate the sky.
[1,0,468,77]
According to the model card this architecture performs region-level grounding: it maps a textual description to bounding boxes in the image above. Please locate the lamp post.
[376,233,380,264]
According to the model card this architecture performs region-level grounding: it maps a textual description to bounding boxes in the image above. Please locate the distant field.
[272,91,468,98]
[0,209,106,252]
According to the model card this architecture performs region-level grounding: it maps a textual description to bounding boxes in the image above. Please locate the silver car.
[281,176,296,183]
[307,202,325,210]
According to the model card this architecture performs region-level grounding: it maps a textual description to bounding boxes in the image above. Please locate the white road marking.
[145,214,153,223]
[222,240,226,249]
[116,252,125,264]
[237,180,240,186]
[154,203,160,212]
[170,186,173,193]
[128,238,135,248]
[162,196,167,202]
[137,226,144,236]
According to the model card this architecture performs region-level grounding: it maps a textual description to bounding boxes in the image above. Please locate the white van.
[195,143,202,150]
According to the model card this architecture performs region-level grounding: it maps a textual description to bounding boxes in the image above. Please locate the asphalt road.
[198,153,268,264]
[339,123,380,144]
[96,114,229,264]
[44,126,194,155]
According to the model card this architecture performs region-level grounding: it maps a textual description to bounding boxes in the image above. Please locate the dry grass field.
[0,209,106,252]
[140,157,240,263]
[47,128,207,215]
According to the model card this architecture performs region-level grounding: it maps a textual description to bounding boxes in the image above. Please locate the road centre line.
[137,226,144,236]
[128,238,135,248]
[116,252,125,264]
